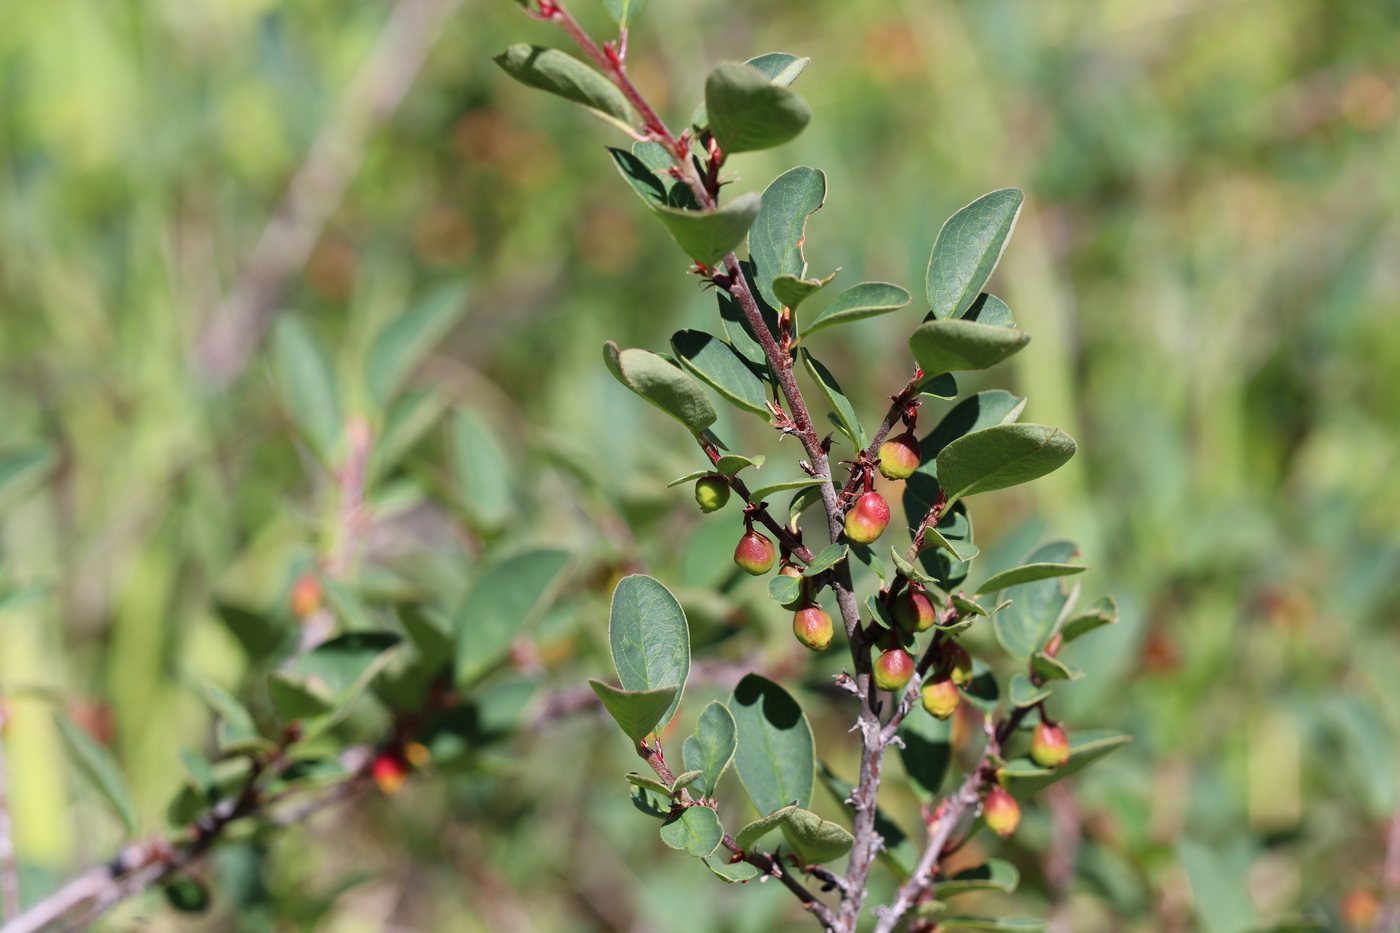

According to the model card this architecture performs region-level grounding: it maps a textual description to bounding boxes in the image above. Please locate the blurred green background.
[1,0,1399,930]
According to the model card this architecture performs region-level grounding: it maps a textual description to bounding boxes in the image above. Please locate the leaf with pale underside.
[494,45,633,132]
[604,342,717,433]
[706,62,811,154]
[735,804,797,851]
[747,477,825,503]
[652,193,763,267]
[925,188,1024,320]
[773,271,838,310]
[781,808,853,865]
[804,282,911,337]
[1061,595,1118,642]
[1009,674,1051,708]
[909,319,1031,377]
[589,681,679,744]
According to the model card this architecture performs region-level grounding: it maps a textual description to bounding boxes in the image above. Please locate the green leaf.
[671,330,770,417]
[1177,840,1258,933]
[1008,674,1050,708]
[296,632,402,728]
[804,282,912,337]
[400,605,455,670]
[660,806,724,857]
[671,769,704,793]
[952,594,989,618]
[368,387,451,483]
[604,342,717,433]
[911,506,974,591]
[922,390,1028,462]
[716,260,781,375]
[163,877,212,913]
[198,682,272,755]
[705,62,811,154]
[924,527,980,563]
[735,804,797,851]
[653,194,763,267]
[609,574,691,731]
[909,319,1030,377]
[267,671,334,721]
[364,281,467,408]
[456,549,571,685]
[748,166,826,309]
[925,188,1024,320]
[890,547,943,590]
[631,785,670,819]
[745,52,811,87]
[449,408,516,534]
[937,859,1020,896]
[898,708,952,802]
[1002,730,1132,797]
[936,424,1076,506]
[773,271,837,310]
[1032,652,1081,681]
[272,317,341,458]
[590,681,679,744]
[976,562,1086,595]
[992,541,1079,659]
[494,45,633,130]
[804,544,847,576]
[718,454,764,476]
[705,858,761,883]
[780,808,853,865]
[963,293,1015,327]
[682,701,737,799]
[788,486,823,527]
[625,772,671,797]
[54,714,138,835]
[940,918,1046,932]
[1320,696,1397,817]
[1061,595,1118,643]
[801,350,866,448]
[817,764,917,878]
[918,372,959,399]
[602,0,647,27]
[730,674,814,816]
[609,146,695,210]
[768,573,804,607]
[666,470,712,488]
[747,476,826,503]
[0,445,56,516]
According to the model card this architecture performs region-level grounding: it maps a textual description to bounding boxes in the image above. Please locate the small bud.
[733,530,776,575]
[372,751,411,795]
[844,491,890,546]
[920,677,960,720]
[946,641,973,686]
[877,430,921,481]
[893,587,937,633]
[873,648,914,692]
[694,475,731,513]
[290,572,322,620]
[792,606,834,651]
[1030,721,1071,769]
[983,785,1021,837]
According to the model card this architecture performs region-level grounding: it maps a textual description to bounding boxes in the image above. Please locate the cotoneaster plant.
[499,3,1128,930]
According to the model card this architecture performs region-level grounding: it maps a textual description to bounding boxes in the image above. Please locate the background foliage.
[1,0,1398,930]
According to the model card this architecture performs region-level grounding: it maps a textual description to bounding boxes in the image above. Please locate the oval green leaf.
[936,423,1076,506]
[898,708,952,802]
[671,330,770,417]
[54,713,139,835]
[1002,730,1132,798]
[937,858,1020,896]
[456,549,571,685]
[659,805,723,857]
[748,166,826,309]
[781,808,853,865]
[609,574,691,730]
[705,62,812,154]
[747,476,826,503]
[272,316,341,459]
[1008,674,1051,709]
[682,700,738,799]
[652,192,762,267]
[604,342,717,433]
[735,804,798,851]
[909,318,1031,377]
[365,281,467,408]
[730,673,815,816]
[925,188,1024,320]
[493,45,633,129]
[990,540,1079,658]
[589,681,679,744]
[801,350,866,449]
[804,282,912,337]
[975,562,1086,596]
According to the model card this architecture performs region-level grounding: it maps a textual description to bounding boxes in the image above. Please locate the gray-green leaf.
[1008,674,1051,708]
[898,708,952,802]
[801,350,866,448]
[604,342,717,433]
[364,281,467,408]
[671,330,770,417]
[682,701,737,799]
[975,562,1086,595]
[652,193,763,267]
[748,166,826,309]
[1002,730,1132,797]
[936,423,1076,506]
[602,0,647,27]
[590,681,679,744]
[909,319,1030,377]
[494,45,632,129]
[730,674,814,815]
[804,282,912,337]
[781,808,853,865]
[660,805,724,857]
[705,62,812,154]
[735,804,797,851]
[610,574,690,731]
[937,859,1020,896]
[456,549,571,685]
[272,317,341,459]
[925,188,1024,320]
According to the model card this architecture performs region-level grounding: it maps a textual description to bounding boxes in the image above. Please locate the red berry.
[372,751,411,795]
[694,475,731,513]
[893,587,937,633]
[290,573,322,619]
[1030,721,1070,769]
[844,491,890,546]
[920,678,960,720]
[877,431,921,480]
[792,607,834,651]
[945,641,973,686]
[983,785,1020,838]
[873,648,914,692]
[733,530,775,575]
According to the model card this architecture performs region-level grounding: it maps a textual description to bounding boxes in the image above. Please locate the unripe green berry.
[694,475,731,513]
[733,530,775,575]
[792,606,834,651]
[1029,721,1070,769]
[877,430,921,481]
[844,491,890,546]
[920,677,960,720]
[983,785,1020,838]
[873,648,914,692]
[893,587,937,633]
[946,641,973,686]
